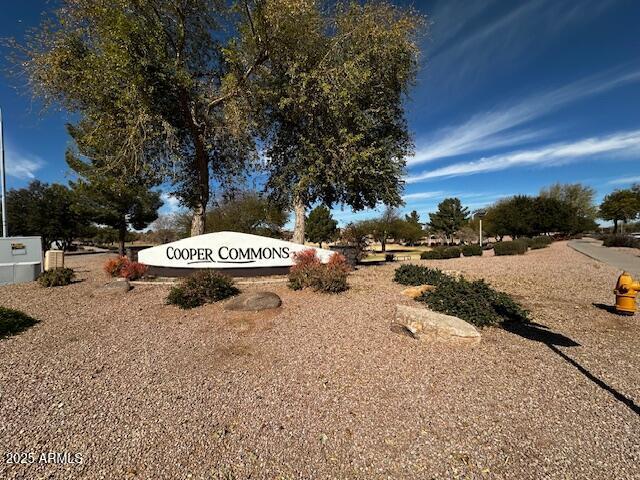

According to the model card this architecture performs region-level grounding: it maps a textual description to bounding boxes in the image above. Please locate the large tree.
[599,189,640,233]
[68,158,162,256]
[369,206,403,253]
[6,181,86,251]
[429,198,469,244]
[306,205,338,248]
[540,183,598,221]
[11,0,262,236]
[255,1,423,243]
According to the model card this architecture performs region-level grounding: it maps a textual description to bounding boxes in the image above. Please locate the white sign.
[138,231,335,269]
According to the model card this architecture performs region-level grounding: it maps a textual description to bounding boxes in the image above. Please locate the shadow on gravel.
[502,321,640,417]
[592,303,620,315]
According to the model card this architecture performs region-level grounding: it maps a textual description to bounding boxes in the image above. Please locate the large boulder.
[393,304,480,345]
[92,279,132,297]
[400,285,436,299]
[225,291,282,311]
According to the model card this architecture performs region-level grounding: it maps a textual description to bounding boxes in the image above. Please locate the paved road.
[569,238,640,276]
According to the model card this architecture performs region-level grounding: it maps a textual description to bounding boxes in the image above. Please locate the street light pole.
[0,107,7,238]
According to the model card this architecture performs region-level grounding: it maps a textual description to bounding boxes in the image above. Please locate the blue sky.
[1,0,639,224]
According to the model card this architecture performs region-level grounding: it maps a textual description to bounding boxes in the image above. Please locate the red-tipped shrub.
[120,261,147,280]
[104,256,147,280]
[289,250,349,293]
[104,256,129,277]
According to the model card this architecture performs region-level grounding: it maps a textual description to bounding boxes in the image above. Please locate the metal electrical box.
[0,237,43,286]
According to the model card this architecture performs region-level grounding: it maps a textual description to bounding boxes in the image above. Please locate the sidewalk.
[568,238,640,276]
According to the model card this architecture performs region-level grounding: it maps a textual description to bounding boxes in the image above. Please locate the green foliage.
[418,277,529,327]
[441,246,461,259]
[393,264,448,286]
[429,198,469,240]
[6,181,87,251]
[0,307,39,338]
[68,146,161,255]
[494,240,528,256]
[13,0,260,236]
[166,272,240,309]
[602,234,640,248]
[400,211,424,246]
[306,205,338,248]
[37,267,75,287]
[461,244,483,256]
[483,194,596,238]
[368,207,404,252]
[599,188,640,233]
[420,249,442,260]
[540,183,598,221]
[339,221,372,262]
[529,236,553,250]
[259,2,424,233]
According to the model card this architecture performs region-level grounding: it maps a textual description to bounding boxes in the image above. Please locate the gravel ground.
[0,242,638,479]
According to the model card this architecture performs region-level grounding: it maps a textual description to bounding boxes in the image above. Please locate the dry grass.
[0,242,638,479]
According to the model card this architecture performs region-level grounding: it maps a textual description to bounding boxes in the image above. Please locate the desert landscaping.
[0,241,638,479]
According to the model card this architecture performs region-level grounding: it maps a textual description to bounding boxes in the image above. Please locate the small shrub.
[461,244,482,257]
[393,264,448,286]
[120,261,147,280]
[104,256,129,277]
[417,277,529,327]
[529,236,553,250]
[420,249,442,260]
[38,267,75,287]
[384,253,395,262]
[166,271,240,309]
[494,240,528,256]
[0,306,39,338]
[442,246,461,259]
[289,250,349,293]
[104,256,147,280]
[603,234,640,248]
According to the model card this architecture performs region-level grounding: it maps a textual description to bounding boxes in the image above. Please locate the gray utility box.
[0,237,43,286]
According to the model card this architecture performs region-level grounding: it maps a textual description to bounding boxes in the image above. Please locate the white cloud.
[160,191,181,213]
[4,145,45,180]
[407,129,640,183]
[402,190,444,201]
[607,176,640,186]
[409,66,640,166]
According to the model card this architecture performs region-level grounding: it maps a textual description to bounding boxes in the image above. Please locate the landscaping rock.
[92,279,131,297]
[400,285,436,299]
[225,291,282,311]
[393,304,480,344]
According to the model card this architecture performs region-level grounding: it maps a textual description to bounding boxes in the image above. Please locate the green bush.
[393,264,448,286]
[494,240,528,256]
[441,246,461,259]
[529,236,553,250]
[38,268,75,287]
[461,244,482,257]
[420,249,442,260]
[603,234,640,248]
[417,277,529,327]
[0,306,39,338]
[166,271,239,309]
[421,246,461,259]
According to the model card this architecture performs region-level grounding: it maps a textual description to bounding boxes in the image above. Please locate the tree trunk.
[179,87,209,237]
[191,201,206,237]
[613,219,618,233]
[118,224,126,257]
[381,236,387,252]
[292,196,306,244]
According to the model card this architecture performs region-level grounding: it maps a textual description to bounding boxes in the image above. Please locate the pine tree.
[306,206,338,248]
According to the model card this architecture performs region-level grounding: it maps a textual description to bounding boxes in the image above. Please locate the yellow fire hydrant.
[614,272,640,315]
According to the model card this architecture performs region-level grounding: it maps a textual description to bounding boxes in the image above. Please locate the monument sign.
[138,231,335,270]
